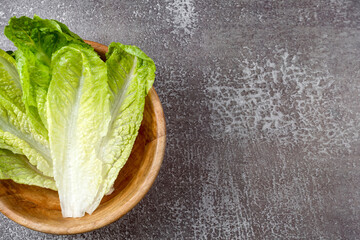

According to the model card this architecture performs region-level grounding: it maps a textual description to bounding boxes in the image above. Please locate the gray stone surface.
[1,0,360,239]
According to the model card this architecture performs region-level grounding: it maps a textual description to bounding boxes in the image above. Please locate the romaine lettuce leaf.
[0,149,56,190]
[87,42,156,213]
[47,44,110,217]
[4,15,90,130]
[1,15,157,217]
[47,42,155,217]
[0,49,53,177]
[0,14,158,218]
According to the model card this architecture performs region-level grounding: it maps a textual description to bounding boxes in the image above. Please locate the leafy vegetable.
[88,42,156,213]
[4,15,90,130]
[0,149,56,190]
[0,49,53,178]
[0,15,156,218]
[47,44,110,217]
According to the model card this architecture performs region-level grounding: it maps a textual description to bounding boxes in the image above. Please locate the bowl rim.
[0,41,166,235]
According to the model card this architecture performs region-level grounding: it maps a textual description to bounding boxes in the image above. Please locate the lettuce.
[4,15,91,131]
[0,49,53,178]
[0,149,56,190]
[87,43,156,213]
[47,44,111,217]
[0,15,156,218]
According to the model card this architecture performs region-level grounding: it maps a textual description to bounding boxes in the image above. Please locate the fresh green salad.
[0,15,155,218]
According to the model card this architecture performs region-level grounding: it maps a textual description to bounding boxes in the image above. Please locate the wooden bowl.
[0,41,166,234]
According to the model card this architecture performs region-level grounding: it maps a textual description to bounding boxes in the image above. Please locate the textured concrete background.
[1,0,360,239]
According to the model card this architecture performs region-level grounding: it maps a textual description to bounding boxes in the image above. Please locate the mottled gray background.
[1,0,360,239]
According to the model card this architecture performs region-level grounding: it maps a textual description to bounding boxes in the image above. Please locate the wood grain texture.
[0,41,166,234]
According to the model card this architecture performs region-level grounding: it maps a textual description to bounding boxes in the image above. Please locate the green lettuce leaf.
[14,48,49,136]
[47,44,110,217]
[0,149,56,190]
[4,15,90,130]
[0,49,53,177]
[87,42,156,213]
[1,16,157,217]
